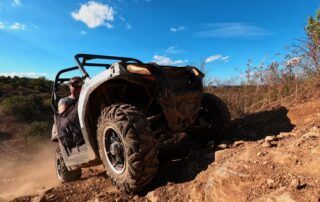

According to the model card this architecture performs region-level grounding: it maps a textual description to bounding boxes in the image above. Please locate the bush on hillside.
[1,95,44,120]
[24,121,51,141]
[0,76,52,96]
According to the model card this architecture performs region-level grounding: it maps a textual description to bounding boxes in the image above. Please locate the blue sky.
[0,0,319,80]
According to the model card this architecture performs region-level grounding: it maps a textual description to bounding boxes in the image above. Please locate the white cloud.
[0,22,28,30]
[12,0,21,6]
[165,45,183,54]
[9,22,25,30]
[205,54,229,63]
[153,55,188,65]
[80,30,87,35]
[71,1,114,29]
[196,23,272,38]
[0,72,47,78]
[170,26,186,32]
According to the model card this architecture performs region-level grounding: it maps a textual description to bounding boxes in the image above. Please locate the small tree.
[306,9,320,71]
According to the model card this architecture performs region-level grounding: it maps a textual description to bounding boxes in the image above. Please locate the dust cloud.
[0,141,59,201]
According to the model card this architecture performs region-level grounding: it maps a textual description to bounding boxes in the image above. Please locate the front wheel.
[187,93,231,143]
[97,104,158,193]
[55,147,82,183]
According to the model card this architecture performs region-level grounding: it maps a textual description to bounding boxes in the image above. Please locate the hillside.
[3,97,319,202]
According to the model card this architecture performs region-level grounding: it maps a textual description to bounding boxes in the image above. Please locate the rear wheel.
[55,147,82,183]
[97,104,158,193]
[187,93,231,143]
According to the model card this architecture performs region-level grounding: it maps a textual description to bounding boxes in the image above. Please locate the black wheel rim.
[103,127,126,174]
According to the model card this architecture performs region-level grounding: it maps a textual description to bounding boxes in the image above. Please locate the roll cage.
[74,54,143,78]
[51,54,143,114]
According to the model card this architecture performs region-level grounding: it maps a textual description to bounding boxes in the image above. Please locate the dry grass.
[206,59,320,119]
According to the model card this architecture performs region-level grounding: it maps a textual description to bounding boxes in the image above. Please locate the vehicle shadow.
[0,131,12,141]
[142,106,295,194]
[141,136,215,194]
[229,106,295,142]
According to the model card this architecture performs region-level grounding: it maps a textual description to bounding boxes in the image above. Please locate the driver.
[58,76,83,114]
[54,76,84,148]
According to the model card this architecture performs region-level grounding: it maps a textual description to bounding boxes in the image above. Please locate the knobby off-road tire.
[55,147,82,183]
[188,93,231,143]
[97,104,158,193]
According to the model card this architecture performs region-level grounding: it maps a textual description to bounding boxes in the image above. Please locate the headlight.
[127,64,152,75]
[192,68,200,76]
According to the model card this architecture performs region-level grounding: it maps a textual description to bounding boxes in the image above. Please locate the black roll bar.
[51,54,143,113]
[74,54,143,78]
[51,66,79,113]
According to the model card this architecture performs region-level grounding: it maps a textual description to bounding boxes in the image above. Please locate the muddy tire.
[55,147,81,183]
[97,104,158,193]
[188,93,231,143]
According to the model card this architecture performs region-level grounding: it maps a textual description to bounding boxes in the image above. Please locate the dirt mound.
[145,100,320,202]
[8,100,320,201]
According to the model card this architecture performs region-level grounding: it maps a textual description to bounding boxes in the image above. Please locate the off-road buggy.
[51,54,230,193]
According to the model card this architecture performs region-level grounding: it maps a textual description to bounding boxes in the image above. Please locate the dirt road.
[3,99,320,201]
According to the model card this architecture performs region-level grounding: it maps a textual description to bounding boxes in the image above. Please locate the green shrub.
[1,95,44,120]
[25,121,50,141]
[25,121,51,141]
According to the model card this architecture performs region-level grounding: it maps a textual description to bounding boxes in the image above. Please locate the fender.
[77,63,126,160]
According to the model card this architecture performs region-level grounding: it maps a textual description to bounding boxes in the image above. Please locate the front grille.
[161,67,202,91]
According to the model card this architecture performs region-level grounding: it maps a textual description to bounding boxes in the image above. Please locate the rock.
[133,195,139,200]
[257,151,267,156]
[146,191,158,202]
[92,198,99,202]
[262,161,269,165]
[46,194,57,201]
[167,182,174,186]
[243,164,250,169]
[267,179,276,188]
[302,131,320,139]
[234,140,244,146]
[261,141,271,148]
[270,141,278,146]
[217,144,227,149]
[290,178,307,189]
[290,178,300,189]
[258,140,264,144]
[265,136,276,142]
[277,132,291,139]
[309,126,320,133]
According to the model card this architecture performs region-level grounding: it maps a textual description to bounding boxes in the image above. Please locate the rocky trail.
[1,99,320,202]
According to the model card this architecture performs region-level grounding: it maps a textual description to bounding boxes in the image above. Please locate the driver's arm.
[58,99,67,114]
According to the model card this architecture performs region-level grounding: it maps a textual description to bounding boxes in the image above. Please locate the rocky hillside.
[4,98,319,202]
